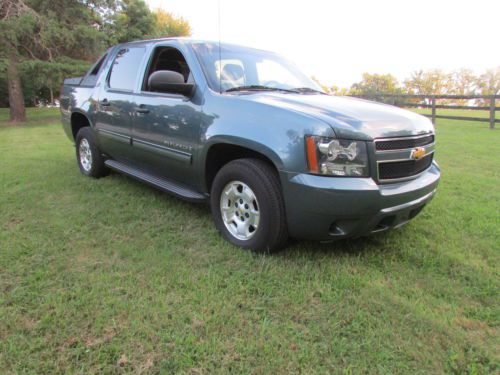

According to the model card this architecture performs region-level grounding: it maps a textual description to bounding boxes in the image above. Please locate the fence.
[350,94,499,129]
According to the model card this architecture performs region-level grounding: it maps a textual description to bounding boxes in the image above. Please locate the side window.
[81,53,107,86]
[143,46,192,92]
[108,47,146,91]
[90,54,107,75]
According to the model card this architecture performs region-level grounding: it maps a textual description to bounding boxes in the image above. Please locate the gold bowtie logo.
[410,147,426,160]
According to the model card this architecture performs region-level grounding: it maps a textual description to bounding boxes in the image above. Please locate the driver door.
[131,45,202,186]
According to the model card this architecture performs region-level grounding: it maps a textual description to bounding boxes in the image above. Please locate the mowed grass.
[413,108,498,120]
[0,107,61,126]
[0,108,499,374]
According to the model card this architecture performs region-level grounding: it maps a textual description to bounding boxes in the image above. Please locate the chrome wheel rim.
[79,138,92,172]
[220,181,260,241]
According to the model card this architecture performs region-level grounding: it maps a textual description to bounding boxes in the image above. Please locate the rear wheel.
[210,158,288,252]
[75,127,108,178]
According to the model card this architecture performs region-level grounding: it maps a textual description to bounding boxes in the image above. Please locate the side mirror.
[148,70,194,97]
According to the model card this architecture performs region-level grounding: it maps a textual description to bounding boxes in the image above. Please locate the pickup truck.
[60,38,440,252]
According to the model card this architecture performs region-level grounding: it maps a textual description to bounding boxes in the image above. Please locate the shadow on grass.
[105,168,406,260]
[286,235,390,255]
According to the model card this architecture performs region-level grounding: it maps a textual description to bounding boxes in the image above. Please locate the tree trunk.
[7,48,26,123]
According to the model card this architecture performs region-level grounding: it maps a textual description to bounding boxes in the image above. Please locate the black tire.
[75,127,108,178]
[210,158,288,252]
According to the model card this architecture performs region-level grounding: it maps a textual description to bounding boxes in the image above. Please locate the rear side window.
[81,53,108,86]
[108,47,146,91]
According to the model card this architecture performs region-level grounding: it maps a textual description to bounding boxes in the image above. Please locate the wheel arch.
[203,138,283,193]
[70,111,93,141]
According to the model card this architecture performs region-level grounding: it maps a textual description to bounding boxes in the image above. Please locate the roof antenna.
[218,0,222,93]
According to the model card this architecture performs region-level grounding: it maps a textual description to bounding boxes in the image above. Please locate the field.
[0,108,499,374]
[413,108,496,122]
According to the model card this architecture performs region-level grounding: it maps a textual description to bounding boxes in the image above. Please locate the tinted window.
[109,47,146,91]
[81,53,108,86]
[90,53,107,75]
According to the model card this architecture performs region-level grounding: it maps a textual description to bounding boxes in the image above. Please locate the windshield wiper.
[292,87,327,94]
[225,85,297,93]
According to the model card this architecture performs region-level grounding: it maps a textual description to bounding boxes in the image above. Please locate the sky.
[145,0,500,88]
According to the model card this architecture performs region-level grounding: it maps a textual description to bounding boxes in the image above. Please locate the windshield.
[192,42,323,94]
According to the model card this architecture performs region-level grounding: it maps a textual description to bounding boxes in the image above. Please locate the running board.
[105,160,207,203]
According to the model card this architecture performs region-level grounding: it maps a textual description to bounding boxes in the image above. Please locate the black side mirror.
[148,70,194,97]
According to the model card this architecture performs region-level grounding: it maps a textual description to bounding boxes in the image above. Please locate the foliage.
[20,57,90,104]
[316,67,500,105]
[349,73,404,103]
[0,0,192,108]
[151,9,191,38]
[0,108,498,373]
[111,0,155,43]
[328,85,350,96]
[403,69,451,96]
[451,68,477,96]
[477,67,500,95]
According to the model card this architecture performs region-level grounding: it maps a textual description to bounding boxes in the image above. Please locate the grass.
[413,108,498,120]
[0,107,61,126]
[0,108,499,374]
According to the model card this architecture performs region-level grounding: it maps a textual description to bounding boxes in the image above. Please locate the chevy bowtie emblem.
[410,147,426,160]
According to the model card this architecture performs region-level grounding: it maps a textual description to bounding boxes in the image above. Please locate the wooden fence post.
[431,96,436,125]
[490,95,496,130]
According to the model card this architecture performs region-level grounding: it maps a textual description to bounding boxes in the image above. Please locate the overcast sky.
[145,0,499,88]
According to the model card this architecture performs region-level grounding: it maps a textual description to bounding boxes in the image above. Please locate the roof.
[119,37,273,54]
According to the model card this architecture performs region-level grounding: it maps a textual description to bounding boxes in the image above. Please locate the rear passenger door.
[94,46,146,162]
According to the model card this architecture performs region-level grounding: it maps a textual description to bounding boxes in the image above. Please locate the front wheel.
[210,158,288,252]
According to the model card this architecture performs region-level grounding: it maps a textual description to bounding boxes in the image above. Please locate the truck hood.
[245,93,434,140]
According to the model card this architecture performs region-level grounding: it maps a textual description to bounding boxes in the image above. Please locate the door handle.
[99,99,110,107]
[135,105,150,114]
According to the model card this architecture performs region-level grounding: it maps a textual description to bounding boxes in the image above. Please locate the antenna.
[218,0,222,93]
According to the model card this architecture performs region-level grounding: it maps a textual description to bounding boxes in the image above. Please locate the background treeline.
[316,68,500,104]
[0,0,191,121]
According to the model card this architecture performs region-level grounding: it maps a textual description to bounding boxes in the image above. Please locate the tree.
[0,0,117,121]
[477,67,500,95]
[403,69,452,96]
[350,73,403,103]
[451,68,477,95]
[112,0,155,43]
[0,0,37,122]
[328,85,350,96]
[151,9,191,38]
[21,58,90,105]
[1,0,192,119]
[447,68,478,105]
[111,3,192,43]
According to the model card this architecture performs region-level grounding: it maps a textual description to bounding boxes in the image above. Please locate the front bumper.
[280,161,440,240]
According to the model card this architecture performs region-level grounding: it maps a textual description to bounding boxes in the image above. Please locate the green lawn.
[413,108,498,120]
[0,108,498,374]
[0,107,61,125]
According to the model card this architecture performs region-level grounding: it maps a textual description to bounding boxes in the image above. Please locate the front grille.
[375,135,434,151]
[378,154,433,180]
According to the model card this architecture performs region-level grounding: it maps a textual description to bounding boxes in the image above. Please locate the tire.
[75,127,108,178]
[210,158,288,252]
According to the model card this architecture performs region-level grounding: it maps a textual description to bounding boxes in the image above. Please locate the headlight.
[305,136,369,177]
